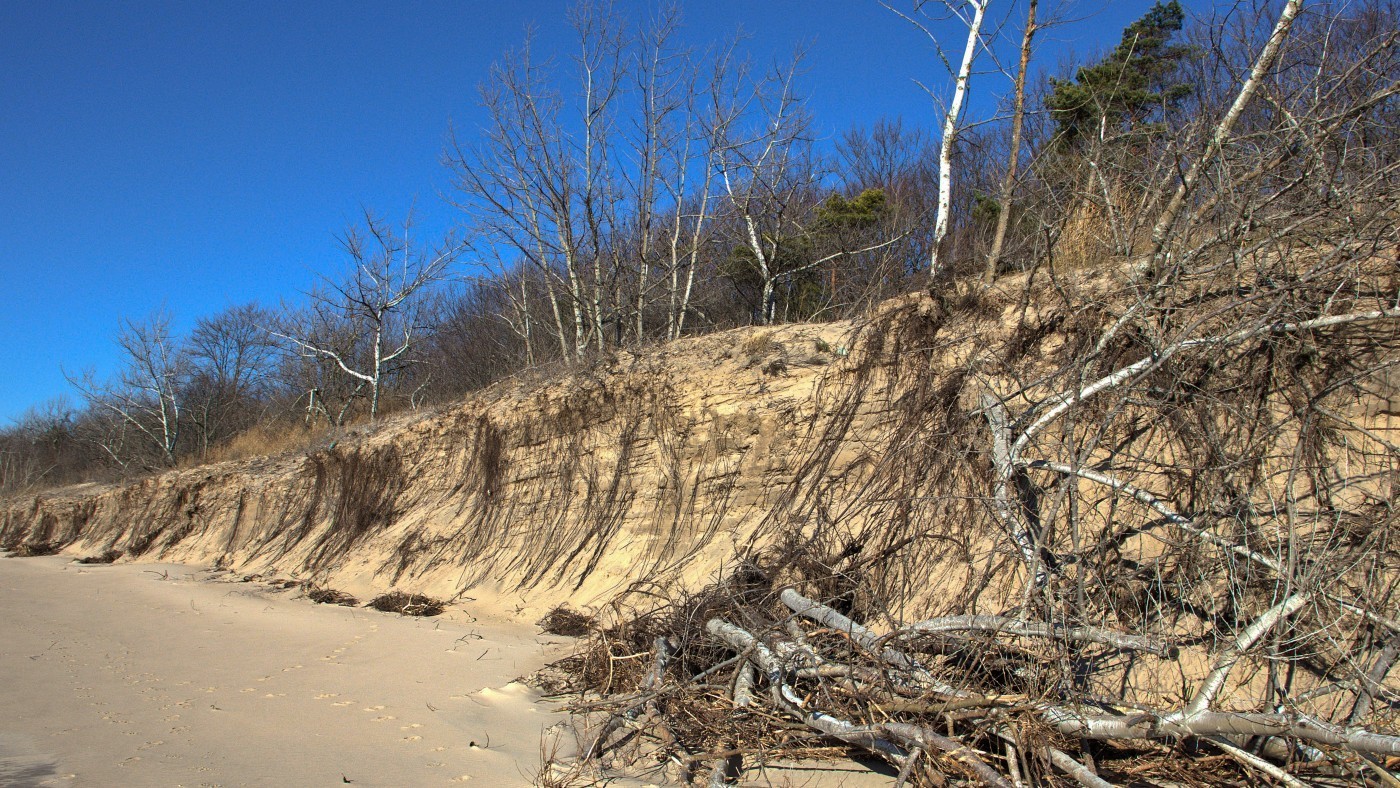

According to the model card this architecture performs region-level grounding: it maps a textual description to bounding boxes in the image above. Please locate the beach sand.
[0,555,566,787]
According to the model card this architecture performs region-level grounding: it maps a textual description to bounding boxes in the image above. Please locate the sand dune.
[0,555,566,787]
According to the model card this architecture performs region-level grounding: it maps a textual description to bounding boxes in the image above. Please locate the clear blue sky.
[0,0,1170,424]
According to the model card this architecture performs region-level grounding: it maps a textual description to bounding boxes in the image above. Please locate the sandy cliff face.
[0,319,868,616]
[7,280,1396,629]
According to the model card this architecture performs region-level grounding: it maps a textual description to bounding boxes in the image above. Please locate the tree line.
[2,0,1394,494]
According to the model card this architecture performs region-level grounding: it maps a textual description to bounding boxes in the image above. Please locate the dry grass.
[11,541,62,557]
[307,587,359,606]
[366,592,444,617]
[538,605,594,637]
[74,549,122,564]
[198,423,334,466]
[739,331,783,368]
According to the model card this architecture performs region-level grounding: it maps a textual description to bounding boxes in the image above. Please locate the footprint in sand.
[402,735,422,742]
[371,715,396,722]
[314,693,339,700]
[332,701,354,707]
[361,705,385,712]
[262,693,286,698]
[400,723,423,730]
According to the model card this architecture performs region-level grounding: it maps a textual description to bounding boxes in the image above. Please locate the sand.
[0,555,567,787]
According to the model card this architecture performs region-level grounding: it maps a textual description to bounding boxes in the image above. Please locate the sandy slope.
[0,555,567,787]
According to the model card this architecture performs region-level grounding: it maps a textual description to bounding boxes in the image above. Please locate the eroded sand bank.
[0,555,565,787]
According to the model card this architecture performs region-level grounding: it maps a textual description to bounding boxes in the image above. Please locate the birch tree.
[447,4,724,352]
[66,310,189,468]
[707,46,819,325]
[270,211,458,422]
[884,0,991,282]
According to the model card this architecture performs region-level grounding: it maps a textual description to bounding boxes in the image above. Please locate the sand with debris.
[0,555,567,787]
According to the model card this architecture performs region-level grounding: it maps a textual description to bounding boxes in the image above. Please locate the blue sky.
[0,0,1170,424]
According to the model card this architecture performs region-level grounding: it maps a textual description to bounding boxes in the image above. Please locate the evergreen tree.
[1046,1,1192,143]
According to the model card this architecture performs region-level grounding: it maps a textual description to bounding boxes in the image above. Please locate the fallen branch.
[882,721,1013,788]
[706,617,909,764]
[1027,458,1400,635]
[1012,305,1400,462]
[1187,594,1311,716]
[1207,736,1308,788]
[1044,706,1400,756]
[892,613,1177,659]
[780,587,968,696]
[1350,633,1400,725]
[584,636,676,761]
[1046,746,1114,788]
[983,394,1043,587]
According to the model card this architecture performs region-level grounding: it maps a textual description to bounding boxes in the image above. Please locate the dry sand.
[0,555,567,787]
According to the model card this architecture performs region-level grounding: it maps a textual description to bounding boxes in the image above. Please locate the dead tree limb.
[1043,707,1400,756]
[982,394,1043,589]
[882,722,1014,788]
[1207,737,1308,788]
[1011,306,1400,463]
[1046,746,1115,788]
[1349,634,1400,726]
[1187,594,1311,716]
[584,636,676,761]
[1026,458,1400,635]
[706,617,910,763]
[893,614,1177,658]
[780,588,967,696]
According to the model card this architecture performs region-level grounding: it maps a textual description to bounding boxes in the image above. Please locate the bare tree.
[984,0,1037,282]
[884,0,992,282]
[446,7,627,362]
[66,310,189,468]
[0,399,79,494]
[448,3,732,353]
[270,211,458,422]
[706,45,822,325]
[185,302,276,457]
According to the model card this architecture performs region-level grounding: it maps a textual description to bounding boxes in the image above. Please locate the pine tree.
[1046,1,1192,144]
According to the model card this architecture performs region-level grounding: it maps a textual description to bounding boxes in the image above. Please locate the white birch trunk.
[929,0,988,281]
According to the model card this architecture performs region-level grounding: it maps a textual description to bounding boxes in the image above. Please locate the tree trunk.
[985,0,1036,284]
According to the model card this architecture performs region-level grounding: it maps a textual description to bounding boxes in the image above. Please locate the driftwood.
[780,587,966,696]
[881,722,1012,788]
[1045,747,1114,788]
[544,574,1400,785]
[583,636,675,761]
[892,614,1177,659]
